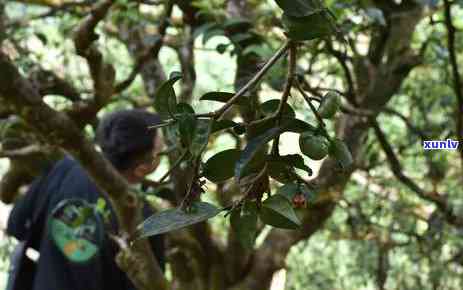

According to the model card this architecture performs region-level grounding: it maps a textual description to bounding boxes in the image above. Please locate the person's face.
[129,133,164,183]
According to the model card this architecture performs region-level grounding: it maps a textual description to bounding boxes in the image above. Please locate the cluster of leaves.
[134,0,354,248]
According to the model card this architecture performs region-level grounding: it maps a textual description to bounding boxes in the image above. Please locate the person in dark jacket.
[6,109,165,290]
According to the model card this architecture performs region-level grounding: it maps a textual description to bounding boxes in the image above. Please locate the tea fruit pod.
[318,92,340,119]
[299,131,330,160]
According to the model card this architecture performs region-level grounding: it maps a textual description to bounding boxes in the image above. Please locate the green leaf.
[260,194,301,229]
[178,115,197,149]
[175,102,195,115]
[200,92,250,106]
[203,149,241,182]
[247,117,315,137]
[222,18,252,30]
[268,161,295,183]
[280,117,316,133]
[135,202,221,239]
[190,119,212,157]
[269,154,311,174]
[203,29,225,45]
[230,33,256,45]
[260,99,296,118]
[267,59,287,91]
[246,117,278,137]
[230,201,258,249]
[276,183,300,202]
[211,119,238,133]
[154,72,182,119]
[329,138,353,170]
[176,103,197,148]
[274,0,322,18]
[235,127,283,180]
[193,23,218,39]
[243,44,271,57]
[283,10,334,41]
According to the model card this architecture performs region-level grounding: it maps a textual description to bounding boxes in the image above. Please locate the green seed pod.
[330,138,353,169]
[318,92,340,119]
[299,132,329,160]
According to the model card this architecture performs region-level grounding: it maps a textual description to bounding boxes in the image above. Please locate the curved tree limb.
[0,51,168,290]
[114,0,174,94]
[443,0,463,171]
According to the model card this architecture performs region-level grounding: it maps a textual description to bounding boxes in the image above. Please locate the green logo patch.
[49,199,104,264]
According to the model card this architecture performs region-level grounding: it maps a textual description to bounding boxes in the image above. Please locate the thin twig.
[158,150,188,183]
[443,0,463,170]
[296,80,326,128]
[148,121,174,130]
[212,41,292,120]
[179,154,201,209]
[272,42,297,156]
[114,1,174,93]
[275,42,296,119]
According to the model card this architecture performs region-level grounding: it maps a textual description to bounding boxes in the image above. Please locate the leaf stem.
[296,80,326,128]
[148,121,174,130]
[158,150,189,183]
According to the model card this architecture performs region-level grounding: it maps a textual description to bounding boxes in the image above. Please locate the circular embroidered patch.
[49,199,103,263]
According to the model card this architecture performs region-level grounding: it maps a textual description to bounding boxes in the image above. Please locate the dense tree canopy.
[1,0,463,289]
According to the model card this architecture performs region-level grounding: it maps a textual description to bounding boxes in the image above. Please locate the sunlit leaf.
[176,103,197,148]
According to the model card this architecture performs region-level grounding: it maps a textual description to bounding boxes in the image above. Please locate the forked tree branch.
[0,51,168,290]
[114,0,174,93]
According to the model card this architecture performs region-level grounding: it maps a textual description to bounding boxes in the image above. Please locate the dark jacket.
[7,156,165,290]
